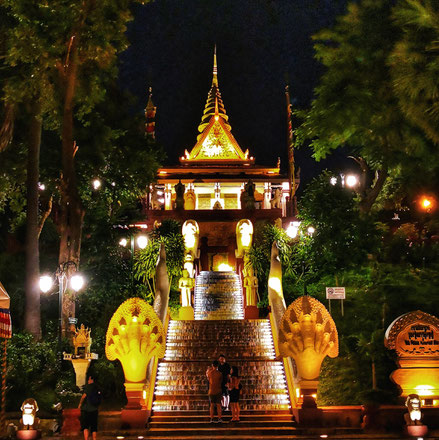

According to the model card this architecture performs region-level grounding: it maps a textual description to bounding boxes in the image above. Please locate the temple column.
[164,184,172,210]
[281,184,289,217]
[263,182,271,209]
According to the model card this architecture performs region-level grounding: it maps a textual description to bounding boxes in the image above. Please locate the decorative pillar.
[63,324,98,388]
[263,182,271,209]
[236,219,258,319]
[164,184,172,210]
[180,220,199,320]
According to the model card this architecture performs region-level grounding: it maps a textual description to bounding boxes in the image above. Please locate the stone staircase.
[152,320,289,412]
[194,271,244,320]
[147,270,297,438]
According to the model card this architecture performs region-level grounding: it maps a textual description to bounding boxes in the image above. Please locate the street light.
[345,174,358,188]
[419,195,436,213]
[286,221,301,239]
[39,262,85,359]
[92,179,101,190]
[136,235,148,249]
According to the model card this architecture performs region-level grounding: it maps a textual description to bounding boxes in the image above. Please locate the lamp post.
[40,262,84,359]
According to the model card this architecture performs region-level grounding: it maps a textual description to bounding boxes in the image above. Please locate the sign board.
[326,287,345,300]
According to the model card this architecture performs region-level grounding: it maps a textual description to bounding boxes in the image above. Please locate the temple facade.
[144,49,297,271]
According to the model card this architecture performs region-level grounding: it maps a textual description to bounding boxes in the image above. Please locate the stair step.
[152,270,290,429]
[194,271,244,320]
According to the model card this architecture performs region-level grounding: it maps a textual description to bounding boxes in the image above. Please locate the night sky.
[120,0,350,188]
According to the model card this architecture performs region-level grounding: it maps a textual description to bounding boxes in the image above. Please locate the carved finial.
[212,45,218,87]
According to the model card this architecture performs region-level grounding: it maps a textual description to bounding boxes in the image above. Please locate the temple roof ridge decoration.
[181,47,253,165]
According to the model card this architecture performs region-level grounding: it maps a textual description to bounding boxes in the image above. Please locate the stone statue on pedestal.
[179,269,195,307]
[174,180,185,210]
[243,265,258,307]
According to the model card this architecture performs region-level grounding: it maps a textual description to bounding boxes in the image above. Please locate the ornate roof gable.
[180,47,254,165]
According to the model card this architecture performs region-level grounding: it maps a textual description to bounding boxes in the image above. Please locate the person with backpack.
[78,375,101,440]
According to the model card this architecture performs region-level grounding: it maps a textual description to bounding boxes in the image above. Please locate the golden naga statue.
[72,324,92,356]
[105,298,166,383]
[279,296,338,380]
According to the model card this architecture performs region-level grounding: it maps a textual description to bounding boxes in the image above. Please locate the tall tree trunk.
[58,39,85,336]
[359,168,388,214]
[24,100,42,339]
[372,359,377,390]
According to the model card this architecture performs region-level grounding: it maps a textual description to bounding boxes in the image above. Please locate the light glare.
[345,174,358,187]
[39,275,53,293]
[119,238,128,247]
[137,235,148,249]
[92,179,101,190]
[70,274,85,292]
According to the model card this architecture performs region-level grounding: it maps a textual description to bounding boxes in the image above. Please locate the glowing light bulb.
[70,274,85,292]
[92,179,101,190]
[119,238,128,247]
[39,275,53,293]
[345,174,358,187]
[137,235,148,249]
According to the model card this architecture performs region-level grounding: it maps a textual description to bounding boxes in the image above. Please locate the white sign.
[326,287,345,300]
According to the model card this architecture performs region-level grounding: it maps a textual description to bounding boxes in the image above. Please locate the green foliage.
[248,223,292,302]
[134,219,185,300]
[296,171,381,279]
[6,333,58,411]
[294,0,436,210]
[390,0,439,145]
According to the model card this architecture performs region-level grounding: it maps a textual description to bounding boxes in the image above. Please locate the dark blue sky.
[120,0,350,187]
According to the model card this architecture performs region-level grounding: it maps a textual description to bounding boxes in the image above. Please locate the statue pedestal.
[121,382,150,427]
[179,306,194,320]
[406,424,428,437]
[16,430,41,440]
[121,409,150,428]
[61,408,81,436]
[64,353,98,388]
[245,305,259,319]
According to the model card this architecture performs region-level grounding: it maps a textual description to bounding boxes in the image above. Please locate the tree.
[1,0,153,335]
[294,0,431,213]
[390,0,439,145]
[1,1,60,338]
[294,171,380,283]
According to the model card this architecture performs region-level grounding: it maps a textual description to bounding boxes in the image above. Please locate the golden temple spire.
[197,47,231,137]
[181,49,254,163]
[145,87,156,139]
[212,44,218,87]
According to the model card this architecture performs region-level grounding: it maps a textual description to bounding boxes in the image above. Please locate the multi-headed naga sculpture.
[279,295,338,380]
[106,298,166,383]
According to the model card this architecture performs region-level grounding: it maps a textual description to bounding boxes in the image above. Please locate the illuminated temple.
[137,50,300,432]
[144,49,297,272]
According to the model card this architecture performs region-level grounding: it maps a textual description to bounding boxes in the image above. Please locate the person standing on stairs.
[218,354,231,411]
[227,366,242,422]
[206,360,224,423]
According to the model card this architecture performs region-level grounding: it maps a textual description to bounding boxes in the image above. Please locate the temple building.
[144,49,297,271]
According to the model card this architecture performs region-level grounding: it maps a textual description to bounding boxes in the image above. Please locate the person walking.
[217,354,231,411]
[78,375,101,440]
[227,366,242,422]
[206,360,223,423]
